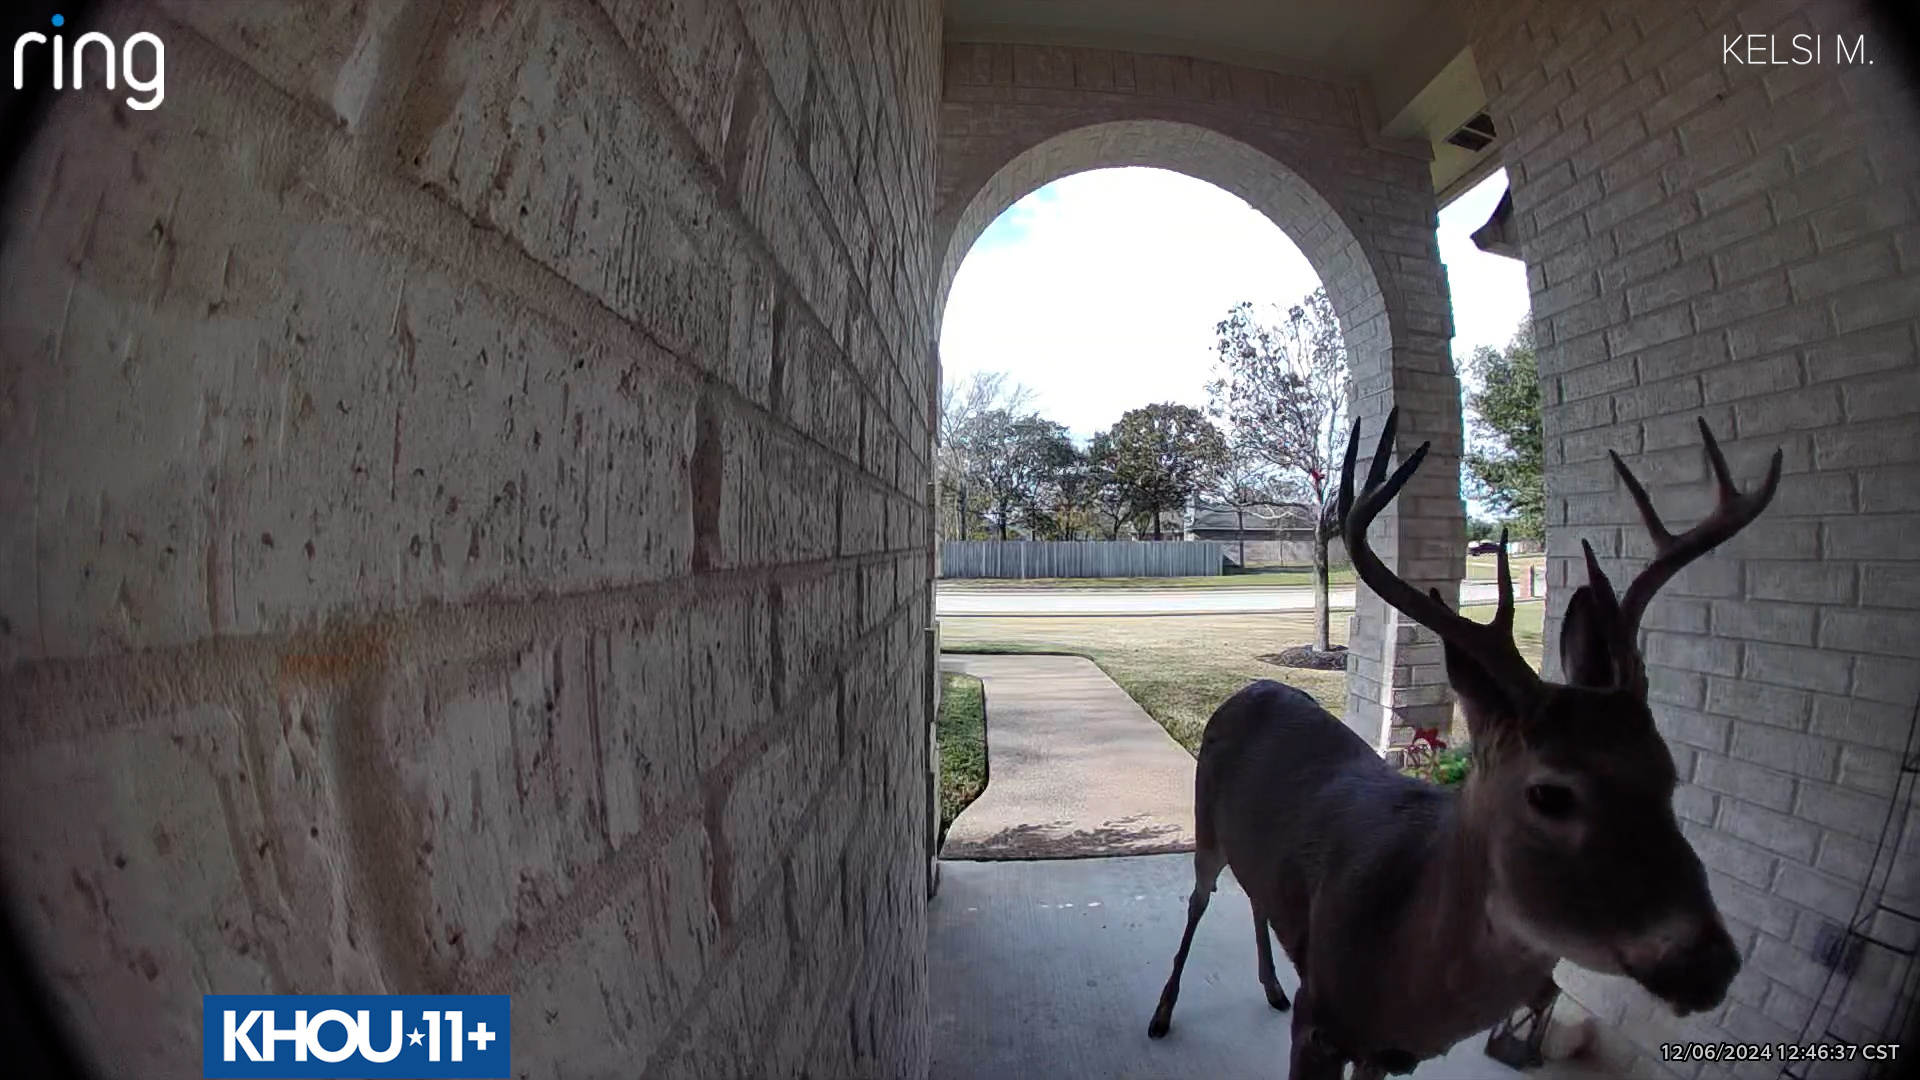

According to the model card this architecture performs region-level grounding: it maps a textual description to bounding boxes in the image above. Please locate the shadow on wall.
[0,899,93,1080]
[1,1,100,1076]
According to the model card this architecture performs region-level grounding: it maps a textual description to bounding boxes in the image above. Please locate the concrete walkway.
[939,654,1196,859]
[929,855,1529,1080]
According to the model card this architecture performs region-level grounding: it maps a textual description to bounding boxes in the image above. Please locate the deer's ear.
[1559,586,1623,688]
[1441,637,1518,725]
[1425,586,1518,727]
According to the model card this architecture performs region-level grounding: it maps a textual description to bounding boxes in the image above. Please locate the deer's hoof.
[1147,1013,1171,1039]
[1265,985,1292,1012]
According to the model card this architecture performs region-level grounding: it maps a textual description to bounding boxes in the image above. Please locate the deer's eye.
[1526,783,1577,820]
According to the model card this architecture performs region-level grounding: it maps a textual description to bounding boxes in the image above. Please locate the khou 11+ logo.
[202,995,510,1079]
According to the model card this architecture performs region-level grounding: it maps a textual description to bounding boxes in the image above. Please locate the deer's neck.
[1401,784,1557,1005]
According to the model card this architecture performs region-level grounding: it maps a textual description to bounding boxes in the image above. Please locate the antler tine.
[1493,527,1514,631]
[1608,448,1675,547]
[1614,418,1784,637]
[1339,409,1541,702]
[1579,539,1621,612]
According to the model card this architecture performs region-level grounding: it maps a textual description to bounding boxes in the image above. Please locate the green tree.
[1086,432,1134,540]
[1041,445,1095,540]
[973,410,1075,540]
[1104,403,1228,540]
[1208,288,1348,649]
[1463,323,1544,541]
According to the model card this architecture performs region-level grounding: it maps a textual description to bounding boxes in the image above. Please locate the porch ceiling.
[945,0,1500,202]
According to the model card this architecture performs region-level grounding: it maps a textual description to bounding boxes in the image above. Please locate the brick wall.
[1473,1,1920,1075]
[0,1,939,1076]
[936,43,1471,749]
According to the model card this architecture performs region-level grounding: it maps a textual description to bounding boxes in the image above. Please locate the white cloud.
[939,168,1318,442]
[938,166,1532,446]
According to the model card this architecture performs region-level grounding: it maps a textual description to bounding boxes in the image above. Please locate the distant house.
[1184,499,1347,567]
[1186,499,1318,541]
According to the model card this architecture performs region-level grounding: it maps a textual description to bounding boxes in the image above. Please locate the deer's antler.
[1599,417,1783,652]
[1338,409,1542,704]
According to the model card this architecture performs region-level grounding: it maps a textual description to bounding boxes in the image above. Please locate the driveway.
[939,654,1197,859]
[938,581,1499,616]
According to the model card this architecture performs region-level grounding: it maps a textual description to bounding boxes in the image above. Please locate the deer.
[1147,408,1780,1079]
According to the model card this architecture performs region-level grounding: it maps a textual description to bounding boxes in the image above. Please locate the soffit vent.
[1444,111,1497,153]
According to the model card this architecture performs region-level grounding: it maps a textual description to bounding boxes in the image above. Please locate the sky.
[937,166,1530,444]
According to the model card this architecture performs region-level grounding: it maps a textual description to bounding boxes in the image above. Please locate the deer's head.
[1340,410,1781,1017]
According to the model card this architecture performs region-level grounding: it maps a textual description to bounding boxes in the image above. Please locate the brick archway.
[933,119,1387,352]
[934,46,1470,748]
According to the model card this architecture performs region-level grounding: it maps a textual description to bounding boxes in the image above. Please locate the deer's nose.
[1631,918,1741,1016]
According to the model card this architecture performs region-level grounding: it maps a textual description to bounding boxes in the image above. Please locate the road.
[935,580,1501,616]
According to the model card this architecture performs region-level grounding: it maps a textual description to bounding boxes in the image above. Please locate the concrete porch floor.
[929,854,1530,1080]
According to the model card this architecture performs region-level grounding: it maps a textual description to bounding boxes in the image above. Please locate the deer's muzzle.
[1626,918,1741,1016]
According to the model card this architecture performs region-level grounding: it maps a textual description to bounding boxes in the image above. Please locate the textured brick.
[1716,799,1820,864]
[1817,607,1920,659]
[1693,273,1792,331]
[1740,642,1852,695]
[1708,600,1817,647]
[1732,386,1842,436]
[1771,863,1860,925]
[1852,656,1920,705]
[1708,873,1799,939]
[1714,221,1816,285]
[1744,561,1856,604]
[1682,822,1779,889]
[1728,723,1837,779]
[1656,706,1732,752]
[1706,676,1812,730]
[1793,781,1889,843]
[1808,188,1916,249]
[1808,694,1914,754]
[1686,199,1779,268]
[1693,753,1797,814]
[723,697,837,917]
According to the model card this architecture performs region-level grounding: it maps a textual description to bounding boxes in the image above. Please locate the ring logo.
[202,994,511,1079]
[12,14,164,111]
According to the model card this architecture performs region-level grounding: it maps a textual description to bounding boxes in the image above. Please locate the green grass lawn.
[940,601,1546,757]
[937,672,987,839]
[1463,599,1546,666]
[941,611,1349,753]
[938,564,1357,591]
[1465,552,1546,581]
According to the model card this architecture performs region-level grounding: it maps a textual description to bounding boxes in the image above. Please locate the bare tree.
[938,371,1035,540]
[1204,440,1288,571]
[1209,288,1348,650]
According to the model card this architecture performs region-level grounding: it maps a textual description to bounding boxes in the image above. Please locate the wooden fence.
[939,540,1225,579]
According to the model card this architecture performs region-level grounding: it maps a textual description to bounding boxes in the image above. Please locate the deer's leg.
[1147,845,1226,1038]
[1349,1064,1387,1080]
[1251,902,1291,1011]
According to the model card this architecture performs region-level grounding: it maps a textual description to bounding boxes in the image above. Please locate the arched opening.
[934,120,1388,393]
[933,163,1340,859]
[930,119,1464,759]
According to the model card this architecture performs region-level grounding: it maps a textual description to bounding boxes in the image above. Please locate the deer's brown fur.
[1147,411,1778,1078]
